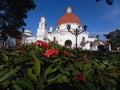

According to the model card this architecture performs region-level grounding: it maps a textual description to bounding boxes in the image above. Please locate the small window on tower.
[41,23,43,27]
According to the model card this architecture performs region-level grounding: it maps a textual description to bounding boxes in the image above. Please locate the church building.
[22,7,100,50]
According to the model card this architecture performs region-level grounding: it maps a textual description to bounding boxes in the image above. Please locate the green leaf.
[55,74,63,83]
[84,64,91,71]
[66,64,75,71]
[0,69,8,77]
[101,79,106,87]
[2,54,9,62]
[107,66,116,70]
[86,82,97,90]
[85,69,94,81]
[93,62,101,70]
[47,77,57,84]
[59,69,70,76]
[51,55,58,58]
[62,57,69,61]
[108,79,117,86]
[69,54,76,57]
[0,65,6,69]
[13,84,22,90]
[77,62,83,70]
[62,75,69,83]
[31,53,40,76]
[0,67,20,83]
[109,73,120,78]
[15,79,34,90]
[45,66,57,76]
[33,59,40,76]
[27,68,37,81]
[52,58,60,63]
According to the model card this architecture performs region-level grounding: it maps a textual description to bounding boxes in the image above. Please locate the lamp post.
[67,25,87,49]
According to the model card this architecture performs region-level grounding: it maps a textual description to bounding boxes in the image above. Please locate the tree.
[0,0,36,37]
[104,29,120,50]
[96,0,114,5]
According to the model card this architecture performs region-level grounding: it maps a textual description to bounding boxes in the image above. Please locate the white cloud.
[102,8,120,20]
[90,28,116,35]
[91,31,103,35]
[91,31,109,35]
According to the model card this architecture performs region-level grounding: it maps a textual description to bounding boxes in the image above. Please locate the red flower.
[36,40,49,47]
[80,73,86,81]
[2,45,6,49]
[18,50,24,54]
[44,48,59,58]
[74,72,80,80]
[74,72,86,81]
[64,51,70,55]
[116,69,120,74]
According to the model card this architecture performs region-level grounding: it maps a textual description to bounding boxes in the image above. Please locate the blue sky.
[24,0,120,40]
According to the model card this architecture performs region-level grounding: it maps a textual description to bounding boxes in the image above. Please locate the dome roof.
[57,7,82,26]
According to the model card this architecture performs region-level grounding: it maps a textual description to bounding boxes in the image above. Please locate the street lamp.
[67,25,87,49]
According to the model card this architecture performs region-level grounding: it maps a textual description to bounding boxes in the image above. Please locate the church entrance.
[64,40,72,48]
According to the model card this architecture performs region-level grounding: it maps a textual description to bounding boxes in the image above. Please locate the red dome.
[57,13,82,26]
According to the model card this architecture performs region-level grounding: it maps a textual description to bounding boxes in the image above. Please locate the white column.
[109,44,111,51]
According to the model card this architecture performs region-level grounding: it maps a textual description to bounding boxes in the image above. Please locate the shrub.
[0,41,120,90]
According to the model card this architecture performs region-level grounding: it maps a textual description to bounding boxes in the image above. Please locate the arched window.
[82,37,85,43]
[64,40,72,48]
[90,41,93,47]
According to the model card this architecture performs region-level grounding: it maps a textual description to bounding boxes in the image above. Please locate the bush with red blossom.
[44,48,59,58]
[0,41,120,90]
[36,40,49,47]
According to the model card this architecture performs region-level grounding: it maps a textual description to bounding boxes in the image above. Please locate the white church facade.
[22,7,101,50]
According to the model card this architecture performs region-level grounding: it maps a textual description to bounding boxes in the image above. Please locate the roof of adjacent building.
[89,36,96,38]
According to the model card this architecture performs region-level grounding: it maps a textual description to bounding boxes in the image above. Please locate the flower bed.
[0,41,120,90]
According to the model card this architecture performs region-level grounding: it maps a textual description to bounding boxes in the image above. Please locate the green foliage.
[0,42,120,90]
[96,0,114,5]
[0,0,36,36]
[104,29,120,50]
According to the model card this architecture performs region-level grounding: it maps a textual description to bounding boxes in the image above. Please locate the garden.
[0,40,120,90]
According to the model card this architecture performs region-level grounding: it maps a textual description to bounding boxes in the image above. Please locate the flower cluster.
[36,40,49,47]
[44,48,59,58]
[74,72,86,81]
[18,50,24,54]
[64,51,70,55]
[116,69,120,74]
